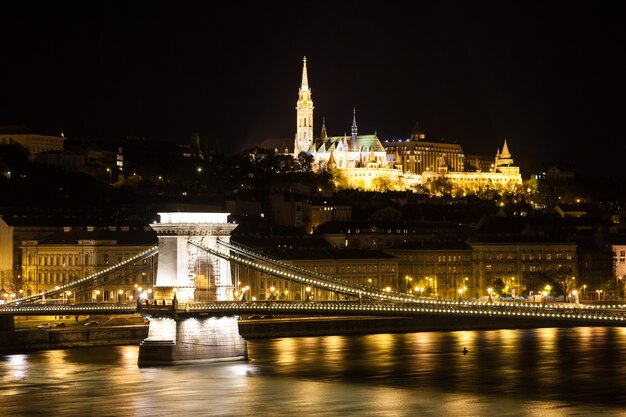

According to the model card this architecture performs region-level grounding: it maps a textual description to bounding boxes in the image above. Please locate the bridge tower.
[138,212,247,366]
[149,212,237,303]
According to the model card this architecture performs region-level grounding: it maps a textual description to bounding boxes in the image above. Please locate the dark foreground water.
[2,327,626,417]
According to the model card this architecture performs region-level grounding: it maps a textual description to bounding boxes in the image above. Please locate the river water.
[2,326,626,416]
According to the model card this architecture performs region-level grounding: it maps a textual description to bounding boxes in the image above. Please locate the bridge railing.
[172,300,626,324]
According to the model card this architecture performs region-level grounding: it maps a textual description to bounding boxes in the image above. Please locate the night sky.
[1,1,624,176]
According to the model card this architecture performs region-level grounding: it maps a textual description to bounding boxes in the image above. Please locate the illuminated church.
[294,57,400,189]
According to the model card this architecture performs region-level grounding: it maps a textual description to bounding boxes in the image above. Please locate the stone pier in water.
[138,212,246,366]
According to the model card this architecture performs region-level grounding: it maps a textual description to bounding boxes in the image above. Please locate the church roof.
[311,134,385,153]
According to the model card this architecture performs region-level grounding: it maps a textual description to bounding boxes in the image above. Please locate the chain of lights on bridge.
[2,241,626,325]
[6,246,159,305]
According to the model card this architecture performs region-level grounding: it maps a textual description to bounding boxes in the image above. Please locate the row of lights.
[184,302,626,322]
[0,305,135,313]
[5,298,624,324]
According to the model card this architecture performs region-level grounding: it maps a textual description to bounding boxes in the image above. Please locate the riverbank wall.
[2,314,618,355]
[0,325,149,354]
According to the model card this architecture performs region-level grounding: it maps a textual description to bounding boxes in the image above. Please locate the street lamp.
[487,287,493,304]
[458,288,464,302]
[510,277,516,300]
[405,275,412,293]
[305,286,311,301]
[106,168,112,185]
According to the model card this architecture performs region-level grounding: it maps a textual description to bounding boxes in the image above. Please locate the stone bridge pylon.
[138,212,246,366]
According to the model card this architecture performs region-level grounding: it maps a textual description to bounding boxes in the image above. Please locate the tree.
[430,177,453,196]
[493,277,508,297]
[297,152,314,172]
[371,176,393,192]
[549,268,576,301]
[0,269,19,296]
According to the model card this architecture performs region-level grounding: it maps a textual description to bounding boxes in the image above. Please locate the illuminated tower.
[351,107,358,150]
[294,56,314,156]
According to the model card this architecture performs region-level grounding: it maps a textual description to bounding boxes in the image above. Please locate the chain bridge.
[2,212,625,365]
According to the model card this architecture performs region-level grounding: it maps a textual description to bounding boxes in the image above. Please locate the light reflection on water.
[1,327,626,417]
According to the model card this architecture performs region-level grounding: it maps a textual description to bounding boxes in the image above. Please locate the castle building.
[383,124,465,175]
[288,56,522,193]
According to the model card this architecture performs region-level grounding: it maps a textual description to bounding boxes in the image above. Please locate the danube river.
[2,326,626,416]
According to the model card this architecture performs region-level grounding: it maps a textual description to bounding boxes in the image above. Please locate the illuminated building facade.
[237,250,399,301]
[421,140,523,194]
[0,125,64,154]
[19,226,157,300]
[383,129,465,176]
[385,242,473,300]
[469,239,578,299]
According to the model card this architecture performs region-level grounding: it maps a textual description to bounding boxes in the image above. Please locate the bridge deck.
[4,301,624,328]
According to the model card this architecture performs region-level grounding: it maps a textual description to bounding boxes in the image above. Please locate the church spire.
[500,139,511,158]
[301,56,309,91]
[320,116,327,140]
[496,139,514,167]
[351,107,358,150]
[294,56,314,156]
